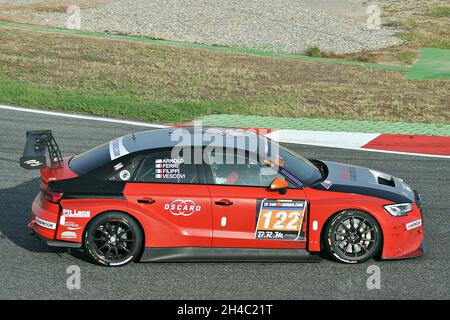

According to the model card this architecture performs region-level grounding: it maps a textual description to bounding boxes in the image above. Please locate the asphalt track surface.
[0,108,449,300]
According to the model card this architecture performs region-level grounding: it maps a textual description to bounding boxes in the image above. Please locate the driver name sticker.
[255,199,307,240]
[154,158,186,180]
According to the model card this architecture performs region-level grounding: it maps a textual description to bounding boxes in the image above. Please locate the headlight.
[384,203,413,216]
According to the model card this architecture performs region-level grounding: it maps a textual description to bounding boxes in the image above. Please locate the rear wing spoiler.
[19,130,63,170]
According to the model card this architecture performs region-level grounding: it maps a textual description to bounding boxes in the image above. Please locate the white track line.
[281,141,450,159]
[0,104,169,128]
[267,129,450,159]
[1,104,448,158]
[266,130,381,149]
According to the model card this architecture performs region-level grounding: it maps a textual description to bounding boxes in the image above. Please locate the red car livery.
[20,128,424,266]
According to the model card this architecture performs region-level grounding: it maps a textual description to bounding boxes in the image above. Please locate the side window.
[206,152,284,187]
[134,151,199,184]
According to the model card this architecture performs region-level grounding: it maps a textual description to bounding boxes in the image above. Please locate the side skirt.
[140,247,321,263]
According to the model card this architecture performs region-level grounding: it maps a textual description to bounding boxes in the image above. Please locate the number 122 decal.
[255,199,307,240]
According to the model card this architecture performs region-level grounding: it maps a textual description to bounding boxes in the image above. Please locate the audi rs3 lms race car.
[20,127,424,266]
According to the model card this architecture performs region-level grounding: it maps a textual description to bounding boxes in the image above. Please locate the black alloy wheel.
[324,210,382,264]
[84,212,143,266]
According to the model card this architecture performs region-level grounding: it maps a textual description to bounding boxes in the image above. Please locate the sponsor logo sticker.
[321,180,333,189]
[280,168,303,187]
[24,159,43,167]
[406,219,422,231]
[67,226,82,231]
[63,209,91,218]
[109,137,129,161]
[164,199,201,216]
[35,217,56,230]
[119,170,131,181]
[114,162,124,171]
[61,231,77,239]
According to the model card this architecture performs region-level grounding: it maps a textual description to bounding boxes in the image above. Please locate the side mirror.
[269,177,288,194]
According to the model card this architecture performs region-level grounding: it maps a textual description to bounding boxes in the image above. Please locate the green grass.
[393,50,419,65]
[0,78,244,123]
[397,6,450,50]
[336,3,450,66]
[427,6,450,18]
[306,47,324,58]
[305,47,337,59]
[0,27,449,125]
[399,31,450,50]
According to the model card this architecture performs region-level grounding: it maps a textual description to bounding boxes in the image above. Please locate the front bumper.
[381,192,425,260]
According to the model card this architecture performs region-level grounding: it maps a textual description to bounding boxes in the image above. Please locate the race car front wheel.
[84,212,143,266]
[323,210,382,264]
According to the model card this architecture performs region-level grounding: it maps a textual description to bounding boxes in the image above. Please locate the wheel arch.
[318,208,384,258]
[83,209,147,258]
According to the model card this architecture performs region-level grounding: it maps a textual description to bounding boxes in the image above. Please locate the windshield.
[276,144,323,185]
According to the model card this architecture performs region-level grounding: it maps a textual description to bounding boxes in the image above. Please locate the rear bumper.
[30,192,59,240]
[29,193,82,248]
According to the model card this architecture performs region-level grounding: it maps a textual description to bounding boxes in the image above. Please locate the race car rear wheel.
[84,212,143,266]
[323,210,382,264]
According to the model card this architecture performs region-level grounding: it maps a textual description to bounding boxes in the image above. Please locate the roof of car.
[121,127,270,154]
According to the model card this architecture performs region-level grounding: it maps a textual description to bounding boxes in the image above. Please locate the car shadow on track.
[0,178,103,264]
[0,178,69,253]
[0,178,62,253]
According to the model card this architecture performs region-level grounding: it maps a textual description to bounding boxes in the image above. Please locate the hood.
[311,161,415,203]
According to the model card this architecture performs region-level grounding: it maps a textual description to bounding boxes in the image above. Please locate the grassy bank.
[333,2,450,66]
[0,27,449,124]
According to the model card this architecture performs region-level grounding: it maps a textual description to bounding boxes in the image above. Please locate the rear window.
[69,142,111,175]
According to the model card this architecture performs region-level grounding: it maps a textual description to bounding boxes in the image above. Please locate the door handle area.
[137,198,156,204]
[215,200,233,206]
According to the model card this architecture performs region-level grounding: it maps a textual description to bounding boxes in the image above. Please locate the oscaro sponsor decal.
[63,209,91,218]
[406,219,422,231]
[35,217,56,230]
[164,199,201,216]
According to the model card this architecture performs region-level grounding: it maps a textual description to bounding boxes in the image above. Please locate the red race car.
[20,127,424,266]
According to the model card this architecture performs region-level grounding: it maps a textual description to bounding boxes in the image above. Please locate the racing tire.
[323,210,382,264]
[84,212,143,267]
